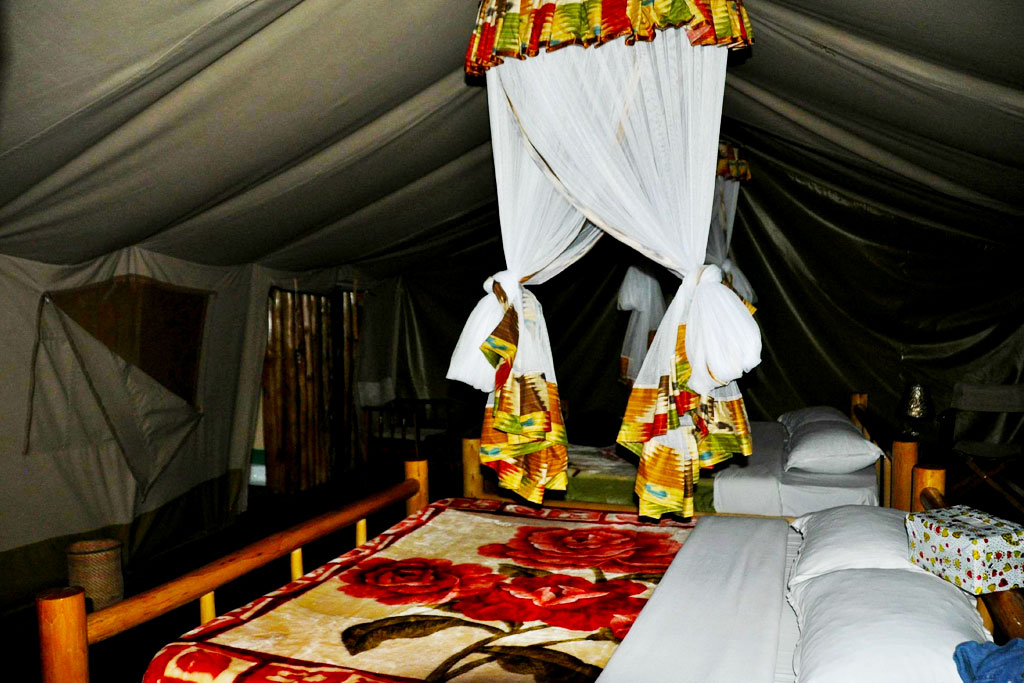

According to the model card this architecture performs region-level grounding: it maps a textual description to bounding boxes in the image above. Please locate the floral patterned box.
[906,505,1024,594]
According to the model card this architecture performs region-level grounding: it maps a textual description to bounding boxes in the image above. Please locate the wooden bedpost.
[911,465,946,513]
[891,440,919,511]
[37,587,89,683]
[850,393,893,507]
[849,392,869,438]
[462,438,483,498]
[404,458,429,515]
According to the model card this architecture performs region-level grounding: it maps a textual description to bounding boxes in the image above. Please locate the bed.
[141,498,693,682]
[463,396,883,517]
[36,459,1024,683]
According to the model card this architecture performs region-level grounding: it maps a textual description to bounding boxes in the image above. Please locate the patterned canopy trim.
[481,382,569,503]
[617,323,753,517]
[717,141,751,181]
[466,0,754,76]
[634,441,701,518]
[478,285,569,504]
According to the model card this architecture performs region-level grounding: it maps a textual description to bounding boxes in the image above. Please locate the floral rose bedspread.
[143,498,693,683]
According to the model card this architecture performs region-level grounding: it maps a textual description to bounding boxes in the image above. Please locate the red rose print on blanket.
[451,574,647,632]
[478,526,681,573]
[609,613,639,639]
[338,557,503,605]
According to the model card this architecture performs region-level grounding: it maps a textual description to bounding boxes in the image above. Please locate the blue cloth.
[955,639,1024,682]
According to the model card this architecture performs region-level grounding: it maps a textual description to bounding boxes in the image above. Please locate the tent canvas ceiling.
[1,0,1022,609]
[1,0,1019,269]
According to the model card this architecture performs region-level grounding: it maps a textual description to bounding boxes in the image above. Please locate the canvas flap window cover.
[25,294,204,505]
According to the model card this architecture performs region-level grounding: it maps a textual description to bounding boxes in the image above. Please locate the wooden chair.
[363,399,459,495]
[940,382,1024,517]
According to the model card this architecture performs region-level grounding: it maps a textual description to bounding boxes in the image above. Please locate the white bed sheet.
[598,516,791,683]
[779,464,878,516]
[712,421,787,515]
[774,529,802,683]
[713,421,879,516]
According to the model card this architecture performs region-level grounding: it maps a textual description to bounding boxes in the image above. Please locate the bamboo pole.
[342,293,354,468]
[303,295,315,489]
[299,294,311,491]
[265,292,284,494]
[37,587,89,683]
[404,460,429,515]
[321,297,333,485]
[891,440,919,511]
[911,465,946,512]
[284,290,300,494]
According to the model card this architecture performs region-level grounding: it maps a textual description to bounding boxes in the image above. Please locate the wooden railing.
[37,472,425,683]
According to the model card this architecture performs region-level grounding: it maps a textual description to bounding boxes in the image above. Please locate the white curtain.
[618,266,666,383]
[492,29,760,397]
[447,73,600,393]
[707,175,757,303]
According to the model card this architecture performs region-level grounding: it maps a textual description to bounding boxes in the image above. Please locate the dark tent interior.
[1,0,1022,679]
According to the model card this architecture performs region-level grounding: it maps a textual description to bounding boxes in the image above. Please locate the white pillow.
[789,505,925,586]
[777,405,850,433]
[789,568,990,683]
[783,419,882,473]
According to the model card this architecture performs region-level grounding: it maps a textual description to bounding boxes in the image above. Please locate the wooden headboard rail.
[37,471,426,683]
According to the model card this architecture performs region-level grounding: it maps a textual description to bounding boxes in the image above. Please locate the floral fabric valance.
[466,0,753,75]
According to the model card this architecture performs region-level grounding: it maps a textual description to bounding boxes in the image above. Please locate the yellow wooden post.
[891,440,919,511]
[462,438,482,498]
[290,548,304,581]
[850,392,869,438]
[37,587,89,683]
[404,459,429,515]
[912,465,946,512]
[199,591,216,624]
[355,519,367,546]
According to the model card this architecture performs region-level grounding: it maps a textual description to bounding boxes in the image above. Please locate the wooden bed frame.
[36,445,1024,680]
[36,462,428,683]
[463,393,924,516]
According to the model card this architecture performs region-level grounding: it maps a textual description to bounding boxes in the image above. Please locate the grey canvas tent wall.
[1,0,1022,613]
[0,249,337,606]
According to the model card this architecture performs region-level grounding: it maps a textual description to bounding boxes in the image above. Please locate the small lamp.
[899,382,932,439]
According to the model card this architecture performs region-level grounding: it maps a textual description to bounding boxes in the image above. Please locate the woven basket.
[67,539,123,610]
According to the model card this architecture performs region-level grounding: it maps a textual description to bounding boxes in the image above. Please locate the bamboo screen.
[262,288,359,495]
